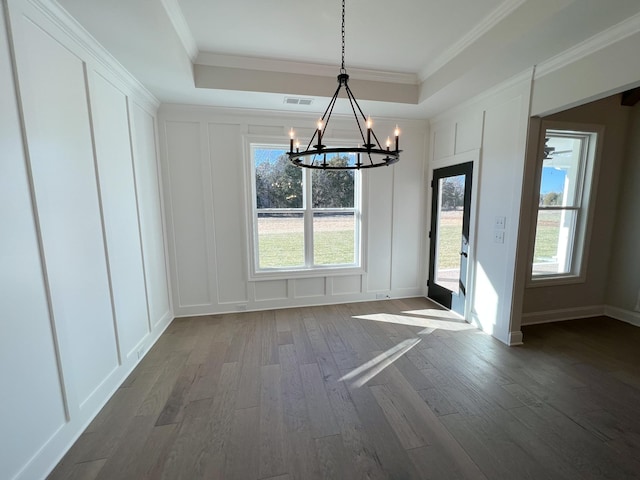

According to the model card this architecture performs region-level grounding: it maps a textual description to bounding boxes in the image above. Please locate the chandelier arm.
[345,83,383,151]
[344,82,368,123]
[344,88,367,146]
[305,82,343,153]
[322,86,340,137]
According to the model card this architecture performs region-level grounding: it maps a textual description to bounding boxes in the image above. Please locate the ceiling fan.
[544,138,572,160]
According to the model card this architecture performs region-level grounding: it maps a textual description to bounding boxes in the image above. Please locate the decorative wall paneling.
[428,71,534,346]
[1,1,171,479]
[158,106,429,317]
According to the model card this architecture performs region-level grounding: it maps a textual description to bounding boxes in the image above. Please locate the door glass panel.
[435,175,465,293]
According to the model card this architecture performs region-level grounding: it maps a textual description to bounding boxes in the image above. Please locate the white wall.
[158,105,428,316]
[0,1,171,479]
[606,103,640,325]
[429,73,533,345]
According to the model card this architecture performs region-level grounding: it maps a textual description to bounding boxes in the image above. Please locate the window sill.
[249,265,364,282]
[527,273,586,288]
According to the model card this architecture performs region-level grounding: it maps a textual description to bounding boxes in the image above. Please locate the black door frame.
[428,161,473,314]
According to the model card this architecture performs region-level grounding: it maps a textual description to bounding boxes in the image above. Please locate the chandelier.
[287,0,401,170]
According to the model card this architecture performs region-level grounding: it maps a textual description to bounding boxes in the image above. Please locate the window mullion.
[304,169,314,267]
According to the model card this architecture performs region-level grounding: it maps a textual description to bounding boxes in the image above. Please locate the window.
[530,125,600,282]
[249,143,361,277]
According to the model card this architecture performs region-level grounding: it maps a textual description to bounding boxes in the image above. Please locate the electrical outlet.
[494,230,505,244]
[376,293,390,300]
[236,304,247,311]
[495,216,506,228]
[137,347,145,360]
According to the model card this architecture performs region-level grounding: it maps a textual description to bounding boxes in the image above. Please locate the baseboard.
[521,305,605,326]
[173,289,424,318]
[508,330,524,346]
[604,305,640,327]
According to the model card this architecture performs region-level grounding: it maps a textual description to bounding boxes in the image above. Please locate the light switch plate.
[495,216,506,228]
[494,230,505,244]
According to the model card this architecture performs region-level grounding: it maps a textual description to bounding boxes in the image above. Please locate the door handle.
[459,252,468,257]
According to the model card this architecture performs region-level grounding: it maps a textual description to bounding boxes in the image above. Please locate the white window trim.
[243,135,367,281]
[527,121,604,287]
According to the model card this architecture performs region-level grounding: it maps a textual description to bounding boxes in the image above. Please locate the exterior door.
[428,162,473,316]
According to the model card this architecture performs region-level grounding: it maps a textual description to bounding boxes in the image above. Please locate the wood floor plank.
[136,352,190,417]
[315,434,354,480]
[260,364,287,479]
[299,363,340,438]
[418,386,459,416]
[285,430,322,480]
[225,407,260,480]
[235,315,262,409]
[408,445,487,480]
[94,416,157,480]
[261,310,280,366]
[155,363,198,425]
[278,330,293,345]
[278,344,309,433]
[186,341,229,402]
[370,384,426,449]
[345,381,422,479]
[66,459,107,480]
[289,314,316,365]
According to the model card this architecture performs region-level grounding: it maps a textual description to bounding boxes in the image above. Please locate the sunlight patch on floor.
[339,338,421,388]
[354,312,476,332]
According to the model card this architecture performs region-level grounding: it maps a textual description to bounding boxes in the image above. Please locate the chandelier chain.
[341,0,346,73]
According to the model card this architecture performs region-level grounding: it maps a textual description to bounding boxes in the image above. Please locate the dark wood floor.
[49,298,640,479]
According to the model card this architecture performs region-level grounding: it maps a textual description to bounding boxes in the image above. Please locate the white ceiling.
[57,0,640,119]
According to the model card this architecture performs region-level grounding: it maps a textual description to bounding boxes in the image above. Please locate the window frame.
[244,136,366,281]
[527,121,604,287]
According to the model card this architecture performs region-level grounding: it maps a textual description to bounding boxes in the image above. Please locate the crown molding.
[195,52,419,85]
[535,11,640,79]
[23,0,159,109]
[419,0,526,81]
[428,67,533,126]
[159,0,198,60]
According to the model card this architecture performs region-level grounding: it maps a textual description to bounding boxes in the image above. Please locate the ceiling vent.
[284,97,313,106]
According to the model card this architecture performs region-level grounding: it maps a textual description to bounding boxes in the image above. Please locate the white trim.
[244,136,365,281]
[173,290,424,318]
[604,305,640,328]
[196,52,419,85]
[526,122,604,287]
[535,11,640,79]
[23,0,159,110]
[508,330,523,346]
[520,305,605,326]
[429,69,534,126]
[419,0,526,81]
[159,0,198,60]
[159,103,429,126]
